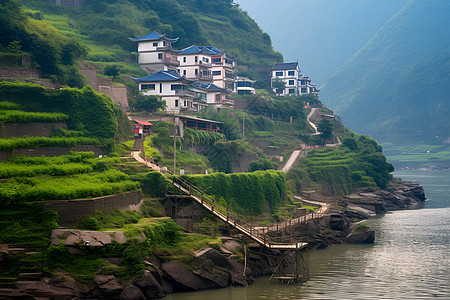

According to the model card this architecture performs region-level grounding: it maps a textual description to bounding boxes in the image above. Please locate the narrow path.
[307,108,320,135]
[131,150,165,173]
[281,150,302,173]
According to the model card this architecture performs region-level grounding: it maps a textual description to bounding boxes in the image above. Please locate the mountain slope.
[21,0,283,85]
[237,0,406,85]
[319,0,450,145]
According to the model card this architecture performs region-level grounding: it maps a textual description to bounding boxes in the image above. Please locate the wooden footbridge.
[132,150,329,283]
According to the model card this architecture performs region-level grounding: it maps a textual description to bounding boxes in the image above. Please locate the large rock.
[329,214,350,231]
[91,275,123,299]
[195,247,229,268]
[161,261,206,291]
[228,258,252,287]
[120,285,146,300]
[15,280,77,299]
[192,268,229,288]
[134,270,166,299]
[51,229,127,247]
[346,230,375,244]
[0,288,35,299]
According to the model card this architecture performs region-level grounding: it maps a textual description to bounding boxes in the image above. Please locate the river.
[165,170,449,299]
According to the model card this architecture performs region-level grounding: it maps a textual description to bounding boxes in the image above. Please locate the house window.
[183,70,186,76]
[171,84,187,90]
[175,99,179,107]
[158,53,163,59]
[183,57,186,63]
[163,42,167,46]
[300,80,306,85]
[212,71,221,76]
[237,81,252,87]
[289,80,295,86]
[195,69,198,76]
[141,84,155,90]
[289,89,295,94]
[160,83,163,92]
[288,71,295,76]
[275,71,283,76]
[213,57,221,63]
[153,42,158,47]
[301,88,307,93]
[203,57,209,63]
[195,56,198,63]
[215,94,221,102]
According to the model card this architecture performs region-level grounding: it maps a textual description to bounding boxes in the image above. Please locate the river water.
[165,170,450,299]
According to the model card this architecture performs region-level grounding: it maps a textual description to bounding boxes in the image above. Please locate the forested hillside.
[19,0,283,87]
[319,0,450,145]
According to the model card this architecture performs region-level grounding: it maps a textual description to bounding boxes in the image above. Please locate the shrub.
[353,222,370,233]
[80,217,100,230]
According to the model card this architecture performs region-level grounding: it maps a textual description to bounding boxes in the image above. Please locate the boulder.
[161,261,206,291]
[15,280,77,299]
[91,275,123,298]
[120,285,146,300]
[329,214,349,231]
[346,230,375,244]
[195,247,229,268]
[228,258,252,287]
[0,288,35,299]
[134,270,166,299]
[192,268,229,288]
[220,237,241,253]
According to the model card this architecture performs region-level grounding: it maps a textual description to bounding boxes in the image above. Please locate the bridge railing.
[169,174,269,244]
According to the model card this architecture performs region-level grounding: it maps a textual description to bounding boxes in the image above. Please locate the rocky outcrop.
[346,230,375,244]
[348,182,426,214]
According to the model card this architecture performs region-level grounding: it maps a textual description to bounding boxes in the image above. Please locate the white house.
[234,76,256,95]
[177,45,215,82]
[271,62,318,96]
[190,81,234,110]
[210,49,236,92]
[129,32,180,74]
[132,70,195,113]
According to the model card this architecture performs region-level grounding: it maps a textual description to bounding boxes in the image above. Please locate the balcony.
[174,89,195,97]
[163,58,180,67]
[199,61,212,68]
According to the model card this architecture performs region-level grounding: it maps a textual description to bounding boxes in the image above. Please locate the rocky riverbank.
[0,183,425,299]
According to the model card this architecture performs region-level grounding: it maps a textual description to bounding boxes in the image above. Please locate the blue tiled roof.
[272,62,299,71]
[191,81,228,93]
[178,45,220,55]
[129,31,178,43]
[131,70,192,82]
[198,46,222,55]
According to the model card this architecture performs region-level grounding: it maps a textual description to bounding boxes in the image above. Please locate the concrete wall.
[44,191,143,227]
[98,85,129,108]
[0,122,67,138]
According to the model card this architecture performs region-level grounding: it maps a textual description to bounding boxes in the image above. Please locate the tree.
[318,118,334,143]
[131,94,166,112]
[104,65,120,79]
[271,78,286,95]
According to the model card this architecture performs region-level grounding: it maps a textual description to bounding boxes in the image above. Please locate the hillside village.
[0,1,430,299]
[129,31,318,113]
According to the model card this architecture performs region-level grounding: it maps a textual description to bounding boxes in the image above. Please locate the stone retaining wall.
[0,122,67,138]
[0,67,40,78]
[0,145,105,161]
[43,191,143,227]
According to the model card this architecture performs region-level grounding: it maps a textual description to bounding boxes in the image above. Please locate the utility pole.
[243,113,245,138]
